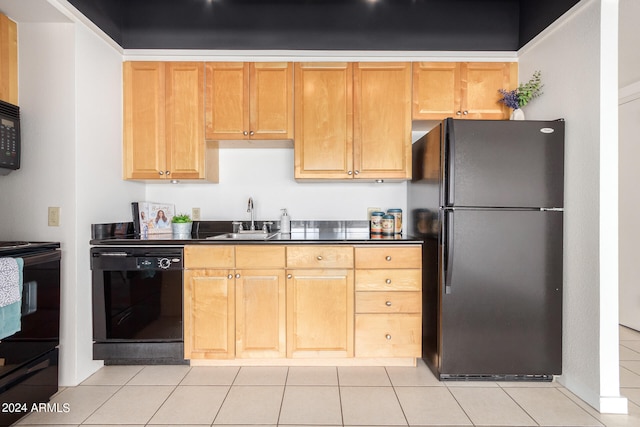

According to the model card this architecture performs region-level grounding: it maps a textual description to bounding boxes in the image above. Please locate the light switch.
[48,207,60,227]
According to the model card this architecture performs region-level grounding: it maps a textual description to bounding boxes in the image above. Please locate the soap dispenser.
[280,208,291,234]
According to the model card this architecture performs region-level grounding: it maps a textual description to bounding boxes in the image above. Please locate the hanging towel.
[0,257,23,339]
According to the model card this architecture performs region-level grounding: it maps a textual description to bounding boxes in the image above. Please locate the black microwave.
[0,99,20,176]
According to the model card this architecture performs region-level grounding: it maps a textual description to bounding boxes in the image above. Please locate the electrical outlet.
[48,207,60,227]
[191,207,201,221]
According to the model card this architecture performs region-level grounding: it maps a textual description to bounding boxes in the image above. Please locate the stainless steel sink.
[207,231,280,240]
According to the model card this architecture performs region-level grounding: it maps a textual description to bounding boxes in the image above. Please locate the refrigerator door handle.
[444,118,455,207]
[443,209,454,294]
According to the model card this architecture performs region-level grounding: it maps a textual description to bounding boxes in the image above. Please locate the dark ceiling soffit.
[67,0,578,51]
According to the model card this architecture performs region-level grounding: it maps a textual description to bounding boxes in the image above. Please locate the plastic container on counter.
[381,214,395,237]
[370,211,385,235]
[387,208,403,234]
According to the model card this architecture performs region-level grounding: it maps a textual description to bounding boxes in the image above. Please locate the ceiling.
[66,0,581,51]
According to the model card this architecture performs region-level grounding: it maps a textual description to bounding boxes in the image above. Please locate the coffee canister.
[381,214,395,236]
[370,211,385,235]
[387,208,403,234]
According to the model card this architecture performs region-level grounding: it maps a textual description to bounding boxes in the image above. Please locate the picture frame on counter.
[131,201,175,236]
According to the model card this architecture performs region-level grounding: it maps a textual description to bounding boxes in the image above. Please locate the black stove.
[0,241,60,256]
[0,240,61,426]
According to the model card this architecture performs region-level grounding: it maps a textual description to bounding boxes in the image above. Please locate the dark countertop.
[90,220,423,246]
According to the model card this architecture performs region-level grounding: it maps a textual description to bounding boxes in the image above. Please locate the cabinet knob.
[385,279,392,284]
[166,170,171,176]
[348,171,353,175]
[317,255,323,261]
[243,131,248,136]
[463,110,468,115]
[287,274,292,279]
[456,111,462,115]
[354,170,360,175]
[235,273,240,278]
[385,334,392,340]
[250,131,255,136]
[158,171,164,176]
[227,274,233,279]
[385,256,392,261]
[385,301,392,307]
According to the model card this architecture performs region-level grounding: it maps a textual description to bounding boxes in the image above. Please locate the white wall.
[0,14,144,385]
[146,148,408,222]
[618,82,640,331]
[519,0,626,413]
[73,22,145,382]
[0,21,79,385]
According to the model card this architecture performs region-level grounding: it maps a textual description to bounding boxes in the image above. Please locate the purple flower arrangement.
[498,89,520,110]
[499,70,543,110]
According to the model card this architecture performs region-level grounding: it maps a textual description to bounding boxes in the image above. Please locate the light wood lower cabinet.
[235,269,286,358]
[184,244,420,362]
[354,245,422,358]
[183,269,235,359]
[286,269,354,358]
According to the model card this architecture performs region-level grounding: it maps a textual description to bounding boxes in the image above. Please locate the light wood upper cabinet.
[0,13,18,105]
[353,62,412,179]
[294,62,353,179]
[413,62,517,120]
[123,61,218,181]
[295,62,411,180]
[205,62,293,141]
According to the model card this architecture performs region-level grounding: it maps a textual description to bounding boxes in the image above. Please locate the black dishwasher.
[90,246,186,364]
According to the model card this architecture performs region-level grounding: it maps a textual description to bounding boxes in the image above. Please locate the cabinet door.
[412,62,461,120]
[354,62,412,179]
[236,269,286,358]
[184,269,235,359]
[165,62,205,179]
[250,63,293,139]
[294,63,353,179]
[461,62,516,120]
[0,13,17,105]
[286,269,354,357]
[123,62,167,180]
[205,62,249,140]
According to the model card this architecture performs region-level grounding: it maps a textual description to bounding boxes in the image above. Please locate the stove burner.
[0,241,32,249]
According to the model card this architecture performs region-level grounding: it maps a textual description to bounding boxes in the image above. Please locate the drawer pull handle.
[227,274,233,279]
[385,301,392,307]
[287,274,292,279]
[385,279,392,284]
[385,334,392,340]
[317,255,323,260]
[386,256,392,261]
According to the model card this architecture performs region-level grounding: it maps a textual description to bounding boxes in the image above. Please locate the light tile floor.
[14,326,640,427]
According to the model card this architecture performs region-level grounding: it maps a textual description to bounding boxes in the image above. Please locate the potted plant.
[171,213,193,236]
[499,70,543,120]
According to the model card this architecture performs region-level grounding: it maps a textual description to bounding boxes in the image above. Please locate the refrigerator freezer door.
[444,119,564,208]
[439,209,563,377]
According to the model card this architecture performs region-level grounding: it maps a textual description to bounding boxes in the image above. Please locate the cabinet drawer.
[185,245,235,269]
[355,246,422,269]
[287,246,354,268]
[356,291,421,314]
[355,269,421,291]
[355,314,421,358]
[236,245,286,268]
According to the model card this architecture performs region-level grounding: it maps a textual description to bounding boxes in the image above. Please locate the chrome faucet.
[247,197,256,231]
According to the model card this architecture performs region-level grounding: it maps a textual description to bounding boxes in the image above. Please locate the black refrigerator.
[407,118,564,381]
